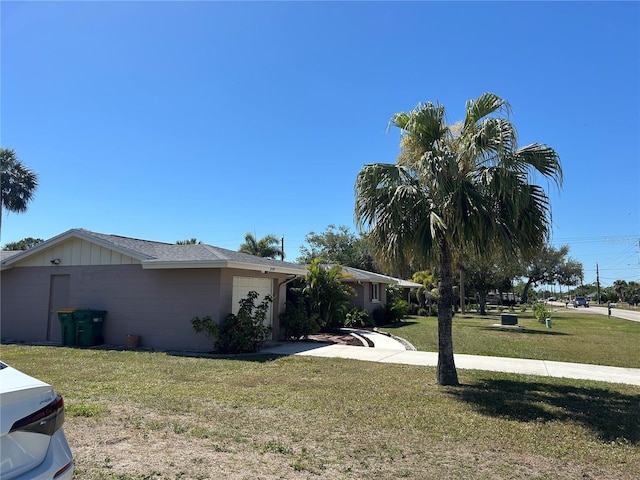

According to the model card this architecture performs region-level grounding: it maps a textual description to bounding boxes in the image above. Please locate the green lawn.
[1,345,639,479]
[380,310,640,368]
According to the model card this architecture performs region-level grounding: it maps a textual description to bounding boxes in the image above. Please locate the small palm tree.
[238,233,284,260]
[1,148,38,232]
[303,258,354,330]
[355,93,562,385]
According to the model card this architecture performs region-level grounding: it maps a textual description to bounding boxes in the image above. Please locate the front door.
[48,275,70,342]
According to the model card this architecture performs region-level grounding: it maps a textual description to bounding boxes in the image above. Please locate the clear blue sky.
[2,1,639,287]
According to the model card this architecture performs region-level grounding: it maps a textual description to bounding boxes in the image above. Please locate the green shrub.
[532,302,551,324]
[372,301,409,326]
[190,315,219,344]
[345,308,373,328]
[192,291,272,353]
[417,307,428,317]
[279,298,320,340]
[387,300,409,323]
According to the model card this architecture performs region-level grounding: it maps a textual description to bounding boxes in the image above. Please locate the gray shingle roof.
[73,229,307,271]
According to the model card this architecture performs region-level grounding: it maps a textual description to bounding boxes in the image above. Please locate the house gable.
[9,237,140,267]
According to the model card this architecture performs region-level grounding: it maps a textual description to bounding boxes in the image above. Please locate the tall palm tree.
[238,233,284,260]
[355,93,562,385]
[1,148,38,232]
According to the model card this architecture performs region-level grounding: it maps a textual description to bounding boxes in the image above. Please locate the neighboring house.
[1,229,307,351]
[334,265,402,314]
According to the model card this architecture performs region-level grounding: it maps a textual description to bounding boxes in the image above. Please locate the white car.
[0,362,74,479]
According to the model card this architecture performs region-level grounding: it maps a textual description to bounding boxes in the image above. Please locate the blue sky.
[2,1,639,287]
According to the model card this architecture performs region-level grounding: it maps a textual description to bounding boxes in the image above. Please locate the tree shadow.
[448,378,640,444]
[380,321,419,329]
[167,351,284,363]
[477,326,572,336]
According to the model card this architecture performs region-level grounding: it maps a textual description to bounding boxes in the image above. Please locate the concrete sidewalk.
[262,340,640,387]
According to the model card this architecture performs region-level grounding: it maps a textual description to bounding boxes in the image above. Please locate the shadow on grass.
[167,351,283,363]
[380,321,419,329]
[448,378,640,444]
[477,326,572,336]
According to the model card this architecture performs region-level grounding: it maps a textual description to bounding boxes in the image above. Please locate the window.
[371,283,380,303]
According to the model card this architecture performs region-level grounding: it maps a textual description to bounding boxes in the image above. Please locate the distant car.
[0,362,74,479]
[547,297,557,302]
[573,297,589,308]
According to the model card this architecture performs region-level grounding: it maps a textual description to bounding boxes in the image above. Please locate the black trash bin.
[57,309,78,346]
[74,310,107,347]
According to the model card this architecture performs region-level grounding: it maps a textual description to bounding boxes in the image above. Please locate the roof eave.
[141,260,307,275]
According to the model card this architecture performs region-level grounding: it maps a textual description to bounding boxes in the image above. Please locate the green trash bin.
[57,309,78,346]
[74,310,107,347]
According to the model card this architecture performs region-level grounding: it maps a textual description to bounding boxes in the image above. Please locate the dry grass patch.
[1,346,638,479]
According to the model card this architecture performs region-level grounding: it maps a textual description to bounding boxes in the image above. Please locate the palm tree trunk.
[436,238,459,386]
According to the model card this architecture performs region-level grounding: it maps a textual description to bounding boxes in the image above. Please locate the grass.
[1,345,639,479]
[380,310,640,368]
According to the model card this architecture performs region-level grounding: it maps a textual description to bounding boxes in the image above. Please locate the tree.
[520,245,582,303]
[411,270,437,311]
[461,249,521,315]
[176,238,201,245]
[355,93,562,385]
[556,259,584,296]
[1,148,38,232]
[303,258,355,330]
[297,224,377,272]
[238,233,284,260]
[2,237,44,251]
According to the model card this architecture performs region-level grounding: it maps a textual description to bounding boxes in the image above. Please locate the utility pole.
[596,263,601,305]
[281,236,284,262]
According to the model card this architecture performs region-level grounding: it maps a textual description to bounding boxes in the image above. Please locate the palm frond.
[463,93,511,133]
[514,143,563,188]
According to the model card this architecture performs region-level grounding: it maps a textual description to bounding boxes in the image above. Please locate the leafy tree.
[3,237,44,250]
[297,224,377,272]
[303,258,355,330]
[556,259,584,296]
[461,249,521,315]
[628,281,640,306]
[355,93,562,385]
[176,238,201,245]
[238,233,284,259]
[1,148,38,232]
[520,245,582,303]
[611,280,640,306]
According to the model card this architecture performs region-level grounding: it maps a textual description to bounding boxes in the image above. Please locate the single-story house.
[337,266,423,309]
[1,229,417,351]
[1,229,308,351]
[333,265,397,313]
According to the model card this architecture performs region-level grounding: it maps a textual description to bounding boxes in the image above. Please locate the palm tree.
[355,93,562,385]
[303,258,354,330]
[1,148,38,232]
[238,233,284,260]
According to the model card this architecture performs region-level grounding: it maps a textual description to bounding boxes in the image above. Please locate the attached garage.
[232,276,274,335]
